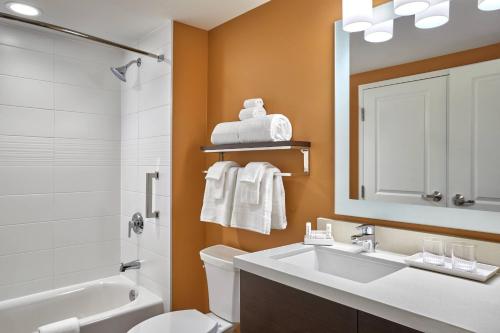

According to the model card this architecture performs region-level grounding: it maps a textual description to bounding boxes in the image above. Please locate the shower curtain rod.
[0,12,165,62]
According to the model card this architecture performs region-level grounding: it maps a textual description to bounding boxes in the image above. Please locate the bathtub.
[0,275,164,333]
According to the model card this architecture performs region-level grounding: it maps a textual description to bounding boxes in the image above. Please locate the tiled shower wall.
[120,22,173,309]
[0,22,122,301]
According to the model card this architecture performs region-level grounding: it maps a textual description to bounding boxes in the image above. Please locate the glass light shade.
[5,2,40,16]
[394,0,430,16]
[415,0,450,29]
[478,0,500,11]
[343,0,373,32]
[364,20,394,43]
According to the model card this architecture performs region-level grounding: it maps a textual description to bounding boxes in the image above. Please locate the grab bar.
[146,172,159,218]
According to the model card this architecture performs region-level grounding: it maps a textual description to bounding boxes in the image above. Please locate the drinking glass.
[451,243,477,272]
[422,238,445,266]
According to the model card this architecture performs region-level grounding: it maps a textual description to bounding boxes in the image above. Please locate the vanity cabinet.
[240,271,421,333]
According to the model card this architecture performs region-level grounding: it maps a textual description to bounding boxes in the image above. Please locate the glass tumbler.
[451,243,477,272]
[422,238,445,266]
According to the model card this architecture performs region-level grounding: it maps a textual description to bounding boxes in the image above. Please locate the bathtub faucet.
[120,260,141,272]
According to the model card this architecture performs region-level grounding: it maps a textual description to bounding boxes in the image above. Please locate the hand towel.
[206,161,239,199]
[38,318,80,333]
[239,162,271,204]
[239,106,267,121]
[238,114,292,143]
[271,174,287,230]
[211,121,241,145]
[230,166,278,235]
[201,166,239,227]
[243,98,264,109]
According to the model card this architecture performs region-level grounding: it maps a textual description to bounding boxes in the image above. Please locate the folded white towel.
[211,121,241,145]
[243,98,264,109]
[230,166,278,235]
[271,173,287,230]
[239,106,267,121]
[239,162,271,204]
[206,161,239,199]
[38,318,80,333]
[238,114,292,143]
[201,166,239,227]
[211,114,292,145]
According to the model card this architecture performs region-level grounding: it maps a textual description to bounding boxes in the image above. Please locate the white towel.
[201,167,239,227]
[271,174,287,230]
[206,161,239,199]
[239,162,271,204]
[230,167,278,235]
[243,98,264,109]
[38,318,80,333]
[238,114,292,143]
[239,106,267,121]
[210,121,241,145]
[210,114,292,145]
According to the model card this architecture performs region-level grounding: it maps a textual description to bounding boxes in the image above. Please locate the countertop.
[234,242,500,333]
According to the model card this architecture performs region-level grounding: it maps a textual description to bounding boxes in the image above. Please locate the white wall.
[120,22,173,310]
[0,22,122,301]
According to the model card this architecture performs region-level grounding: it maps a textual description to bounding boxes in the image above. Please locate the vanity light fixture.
[342,0,373,32]
[364,20,394,43]
[394,0,430,16]
[478,0,500,11]
[5,2,41,16]
[415,0,450,29]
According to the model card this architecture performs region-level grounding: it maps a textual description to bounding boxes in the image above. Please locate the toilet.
[128,245,247,333]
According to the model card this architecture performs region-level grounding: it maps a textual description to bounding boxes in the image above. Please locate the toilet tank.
[200,245,248,323]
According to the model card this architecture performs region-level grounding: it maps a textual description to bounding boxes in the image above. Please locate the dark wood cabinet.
[240,271,422,333]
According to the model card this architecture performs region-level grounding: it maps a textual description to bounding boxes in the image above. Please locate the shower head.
[110,58,141,82]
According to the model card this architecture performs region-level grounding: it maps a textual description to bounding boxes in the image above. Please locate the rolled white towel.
[243,98,264,109]
[238,114,292,143]
[239,106,267,121]
[211,121,241,145]
[38,317,80,333]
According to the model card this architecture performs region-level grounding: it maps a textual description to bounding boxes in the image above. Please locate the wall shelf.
[201,141,311,176]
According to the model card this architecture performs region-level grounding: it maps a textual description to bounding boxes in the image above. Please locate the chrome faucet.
[120,260,141,272]
[351,224,378,252]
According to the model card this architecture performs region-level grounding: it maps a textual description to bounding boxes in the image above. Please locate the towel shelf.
[200,141,311,176]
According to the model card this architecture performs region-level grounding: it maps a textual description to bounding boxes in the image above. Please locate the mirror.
[335,0,500,233]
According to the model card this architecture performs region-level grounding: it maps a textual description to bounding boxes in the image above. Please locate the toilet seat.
[127,310,218,333]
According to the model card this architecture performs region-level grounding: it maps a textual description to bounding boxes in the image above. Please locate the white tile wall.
[0,22,122,301]
[120,22,172,310]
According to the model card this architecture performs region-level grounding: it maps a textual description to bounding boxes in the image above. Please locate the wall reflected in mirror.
[349,0,500,212]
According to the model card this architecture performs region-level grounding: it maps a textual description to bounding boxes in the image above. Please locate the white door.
[449,59,500,211]
[361,75,448,206]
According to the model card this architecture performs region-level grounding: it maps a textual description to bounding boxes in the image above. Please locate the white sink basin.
[274,247,406,283]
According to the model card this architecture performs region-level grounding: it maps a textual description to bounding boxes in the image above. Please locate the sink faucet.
[351,224,378,252]
[120,260,141,272]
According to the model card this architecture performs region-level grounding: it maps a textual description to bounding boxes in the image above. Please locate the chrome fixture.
[0,12,167,61]
[453,194,476,207]
[421,191,443,202]
[120,260,141,272]
[128,212,144,238]
[351,224,378,252]
[146,172,160,218]
[129,289,138,301]
[111,58,141,82]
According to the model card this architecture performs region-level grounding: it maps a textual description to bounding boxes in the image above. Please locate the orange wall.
[172,22,209,312]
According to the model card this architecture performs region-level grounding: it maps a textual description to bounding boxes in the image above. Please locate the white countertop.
[234,242,500,333]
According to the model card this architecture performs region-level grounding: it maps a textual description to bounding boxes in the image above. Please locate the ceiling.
[0,0,270,43]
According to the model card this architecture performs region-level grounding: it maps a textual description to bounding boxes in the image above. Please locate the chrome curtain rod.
[0,12,165,62]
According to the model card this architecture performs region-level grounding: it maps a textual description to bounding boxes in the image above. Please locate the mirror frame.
[333,17,500,238]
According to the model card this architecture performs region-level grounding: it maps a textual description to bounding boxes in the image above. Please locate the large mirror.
[335,0,500,234]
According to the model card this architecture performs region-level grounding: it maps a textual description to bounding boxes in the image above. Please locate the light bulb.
[5,2,41,16]
[394,0,431,16]
[478,0,500,11]
[415,0,450,29]
[343,0,373,32]
[364,20,394,43]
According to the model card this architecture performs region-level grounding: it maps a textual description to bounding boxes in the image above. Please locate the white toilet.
[128,245,247,333]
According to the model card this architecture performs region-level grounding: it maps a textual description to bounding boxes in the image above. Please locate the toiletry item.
[326,224,332,238]
[422,238,445,266]
[451,243,477,272]
[243,98,264,108]
[304,226,334,246]
[306,222,312,236]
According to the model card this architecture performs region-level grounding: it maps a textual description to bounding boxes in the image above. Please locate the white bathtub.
[0,275,164,333]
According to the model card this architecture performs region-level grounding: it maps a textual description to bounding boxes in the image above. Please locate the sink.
[274,247,406,283]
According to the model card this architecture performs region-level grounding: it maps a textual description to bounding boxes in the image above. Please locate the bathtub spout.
[120,260,141,272]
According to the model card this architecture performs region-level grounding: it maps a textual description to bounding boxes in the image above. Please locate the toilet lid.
[128,310,218,333]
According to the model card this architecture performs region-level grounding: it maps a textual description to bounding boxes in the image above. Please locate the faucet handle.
[356,224,375,235]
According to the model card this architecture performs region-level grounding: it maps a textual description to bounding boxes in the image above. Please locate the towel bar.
[202,170,295,177]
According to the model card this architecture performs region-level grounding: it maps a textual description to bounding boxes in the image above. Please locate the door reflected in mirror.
[349,0,500,212]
